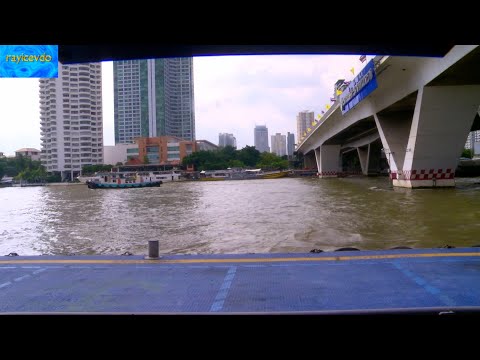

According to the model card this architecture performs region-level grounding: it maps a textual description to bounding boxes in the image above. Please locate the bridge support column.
[304,151,316,169]
[357,145,370,175]
[316,145,341,178]
[374,109,412,179]
[376,85,480,188]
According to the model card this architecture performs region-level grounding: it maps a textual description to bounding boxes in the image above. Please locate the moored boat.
[78,170,183,184]
[86,172,162,189]
[259,170,290,179]
[197,169,291,181]
[198,170,229,181]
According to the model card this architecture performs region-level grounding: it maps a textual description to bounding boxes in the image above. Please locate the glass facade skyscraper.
[114,58,195,144]
[254,125,270,153]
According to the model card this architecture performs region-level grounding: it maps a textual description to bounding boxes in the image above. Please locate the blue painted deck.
[1,247,480,314]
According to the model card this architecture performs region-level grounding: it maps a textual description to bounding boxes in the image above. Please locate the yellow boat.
[259,171,290,179]
[198,177,226,181]
[198,169,290,181]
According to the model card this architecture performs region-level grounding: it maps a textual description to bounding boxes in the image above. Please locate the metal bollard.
[145,240,160,260]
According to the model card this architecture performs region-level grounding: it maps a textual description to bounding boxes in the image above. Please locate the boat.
[77,175,98,183]
[0,176,13,187]
[198,170,229,181]
[259,170,290,179]
[137,170,184,182]
[78,170,183,184]
[197,169,291,181]
[227,171,259,180]
[235,169,290,179]
[86,172,162,189]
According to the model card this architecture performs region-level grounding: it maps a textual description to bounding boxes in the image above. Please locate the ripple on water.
[1,177,480,255]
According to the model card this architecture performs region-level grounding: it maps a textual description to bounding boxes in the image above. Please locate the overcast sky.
[0,54,373,156]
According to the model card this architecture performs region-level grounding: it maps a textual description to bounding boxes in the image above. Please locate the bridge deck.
[1,248,479,314]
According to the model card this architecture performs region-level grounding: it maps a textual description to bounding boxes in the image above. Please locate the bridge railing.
[297,55,390,151]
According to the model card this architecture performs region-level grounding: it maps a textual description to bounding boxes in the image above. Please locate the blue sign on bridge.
[340,59,377,115]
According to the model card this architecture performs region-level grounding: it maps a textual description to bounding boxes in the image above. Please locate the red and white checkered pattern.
[317,171,338,176]
[390,169,454,180]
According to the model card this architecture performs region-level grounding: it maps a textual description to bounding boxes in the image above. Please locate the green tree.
[15,166,48,182]
[143,155,150,164]
[461,148,473,159]
[46,172,62,183]
[228,159,245,168]
[220,145,237,160]
[182,146,264,171]
[256,152,289,170]
[0,159,5,179]
[293,151,304,169]
[237,146,261,167]
[1,156,49,181]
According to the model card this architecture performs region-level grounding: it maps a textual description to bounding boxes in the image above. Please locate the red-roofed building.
[15,148,41,161]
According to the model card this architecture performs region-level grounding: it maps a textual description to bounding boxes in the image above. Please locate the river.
[1,177,480,256]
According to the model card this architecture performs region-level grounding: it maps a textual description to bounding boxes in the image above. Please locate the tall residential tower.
[271,133,287,157]
[296,110,314,140]
[39,62,103,181]
[287,132,295,158]
[114,58,195,144]
[218,133,237,148]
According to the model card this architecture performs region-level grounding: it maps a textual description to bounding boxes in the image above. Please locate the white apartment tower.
[40,62,103,181]
[218,133,237,148]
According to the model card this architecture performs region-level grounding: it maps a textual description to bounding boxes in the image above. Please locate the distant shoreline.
[45,182,84,186]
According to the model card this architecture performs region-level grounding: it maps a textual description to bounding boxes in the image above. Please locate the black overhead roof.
[58,44,456,64]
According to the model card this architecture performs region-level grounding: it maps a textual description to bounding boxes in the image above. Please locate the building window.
[146,146,159,153]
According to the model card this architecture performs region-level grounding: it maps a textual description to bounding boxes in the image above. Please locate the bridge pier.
[357,145,369,175]
[376,85,480,188]
[315,145,341,178]
[304,151,317,170]
[356,143,383,176]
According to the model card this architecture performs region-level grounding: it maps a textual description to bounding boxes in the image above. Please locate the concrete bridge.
[297,45,480,188]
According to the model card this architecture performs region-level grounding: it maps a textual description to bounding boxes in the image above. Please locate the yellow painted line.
[0,252,479,265]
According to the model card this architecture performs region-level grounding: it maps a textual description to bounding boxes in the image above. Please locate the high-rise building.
[271,133,287,157]
[297,110,314,140]
[287,132,295,158]
[196,140,219,151]
[114,57,195,144]
[218,133,237,148]
[39,62,103,181]
[465,130,480,150]
[254,125,270,153]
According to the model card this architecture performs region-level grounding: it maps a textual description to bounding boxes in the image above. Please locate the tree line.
[0,146,302,182]
[0,155,59,182]
[182,145,291,171]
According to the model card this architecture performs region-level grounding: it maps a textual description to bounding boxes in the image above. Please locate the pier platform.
[1,247,480,314]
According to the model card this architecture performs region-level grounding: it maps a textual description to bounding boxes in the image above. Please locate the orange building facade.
[132,136,197,167]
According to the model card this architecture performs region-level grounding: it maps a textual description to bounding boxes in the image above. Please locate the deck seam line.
[392,261,456,307]
[210,266,237,312]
